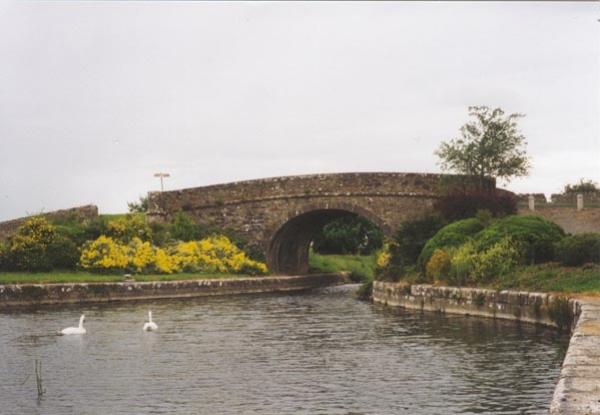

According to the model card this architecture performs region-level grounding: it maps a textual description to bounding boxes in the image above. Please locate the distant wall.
[517,205,600,234]
[551,192,600,204]
[0,205,98,240]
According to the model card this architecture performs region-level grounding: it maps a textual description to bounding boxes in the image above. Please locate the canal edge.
[0,274,349,307]
[372,281,600,415]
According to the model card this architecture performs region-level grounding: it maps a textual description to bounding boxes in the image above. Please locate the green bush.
[313,215,384,255]
[474,237,520,283]
[46,235,80,270]
[563,178,598,194]
[446,237,520,286]
[417,218,485,270]
[171,211,199,242]
[425,248,452,283]
[476,215,565,264]
[393,213,446,266]
[449,241,478,286]
[556,233,600,266]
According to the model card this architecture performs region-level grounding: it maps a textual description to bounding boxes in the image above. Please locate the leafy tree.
[435,106,531,189]
[171,211,199,242]
[312,215,384,255]
[392,213,446,266]
[127,195,149,213]
[563,178,599,194]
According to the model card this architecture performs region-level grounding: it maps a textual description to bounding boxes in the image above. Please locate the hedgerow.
[555,233,600,266]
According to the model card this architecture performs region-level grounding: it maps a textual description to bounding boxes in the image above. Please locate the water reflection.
[0,285,567,414]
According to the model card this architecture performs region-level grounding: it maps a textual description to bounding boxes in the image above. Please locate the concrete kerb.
[549,298,600,415]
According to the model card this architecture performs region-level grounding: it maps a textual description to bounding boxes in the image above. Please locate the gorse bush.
[1,217,79,272]
[555,233,600,266]
[79,235,130,273]
[79,234,267,275]
[425,248,452,284]
[373,242,404,282]
[107,215,152,243]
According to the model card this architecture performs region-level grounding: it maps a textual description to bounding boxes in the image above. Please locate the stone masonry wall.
[517,205,600,234]
[372,281,580,329]
[147,172,490,248]
[0,205,99,240]
[0,274,346,307]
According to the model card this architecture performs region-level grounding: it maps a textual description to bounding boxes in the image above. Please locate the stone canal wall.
[373,282,600,415]
[0,274,347,307]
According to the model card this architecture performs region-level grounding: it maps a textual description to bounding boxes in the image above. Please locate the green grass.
[308,252,376,282]
[396,263,600,296]
[0,272,249,285]
[485,263,600,295]
[99,212,146,221]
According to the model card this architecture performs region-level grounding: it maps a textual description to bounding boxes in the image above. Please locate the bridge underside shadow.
[266,208,388,275]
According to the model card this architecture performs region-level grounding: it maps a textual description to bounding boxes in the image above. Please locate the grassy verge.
[0,272,250,285]
[485,263,600,295]
[397,263,600,296]
[308,253,376,282]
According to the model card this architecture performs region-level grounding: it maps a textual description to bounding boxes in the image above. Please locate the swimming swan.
[60,315,86,335]
[143,311,158,331]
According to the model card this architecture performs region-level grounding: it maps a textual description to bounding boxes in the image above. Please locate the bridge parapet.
[147,172,492,274]
[148,172,469,218]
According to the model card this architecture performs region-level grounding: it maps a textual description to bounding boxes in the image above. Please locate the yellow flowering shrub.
[425,249,452,284]
[79,234,267,275]
[79,235,130,273]
[2,216,80,272]
[154,247,178,274]
[127,238,156,274]
[169,235,267,275]
[107,215,152,243]
[376,247,390,269]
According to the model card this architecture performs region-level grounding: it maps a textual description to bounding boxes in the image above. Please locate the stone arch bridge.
[147,172,493,275]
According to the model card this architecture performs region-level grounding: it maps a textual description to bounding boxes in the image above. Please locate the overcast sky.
[0,1,598,221]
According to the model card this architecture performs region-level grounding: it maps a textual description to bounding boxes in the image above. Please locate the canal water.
[0,285,568,414]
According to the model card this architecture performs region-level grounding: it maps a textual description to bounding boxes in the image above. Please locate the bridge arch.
[147,172,496,275]
[266,203,391,275]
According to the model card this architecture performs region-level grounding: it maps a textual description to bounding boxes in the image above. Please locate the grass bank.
[308,253,376,282]
[0,272,249,285]
[399,263,600,296]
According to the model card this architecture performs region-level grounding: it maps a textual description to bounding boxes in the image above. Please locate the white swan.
[143,311,158,331]
[60,315,86,335]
